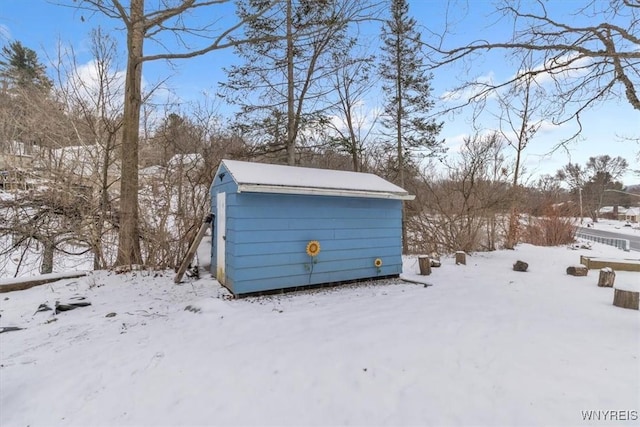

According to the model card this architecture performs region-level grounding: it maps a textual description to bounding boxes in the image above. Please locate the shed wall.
[224,192,402,294]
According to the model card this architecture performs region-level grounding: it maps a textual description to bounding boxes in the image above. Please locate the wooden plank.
[174,213,213,284]
[0,272,87,293]
[578,256,640,272]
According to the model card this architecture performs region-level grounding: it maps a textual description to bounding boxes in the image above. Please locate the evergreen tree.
[0,41,52,91]
[380,0,443,183]
[222,0,375,165]
[0,41,55,149]
[379,0,443,252]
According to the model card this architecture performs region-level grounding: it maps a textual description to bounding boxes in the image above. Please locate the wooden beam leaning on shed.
[174,213,213,284]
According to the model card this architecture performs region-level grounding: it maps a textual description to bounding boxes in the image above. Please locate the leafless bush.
[139,154,209,269]
[407,133,512,254]
[521,207,576,247]
[137,100,248,270]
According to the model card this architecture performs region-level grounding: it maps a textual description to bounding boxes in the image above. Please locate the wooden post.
[597,268,615,287]
[579,255,590,269]
[455,251,466,265]
[613,288,639,310]
[418,256,431,275]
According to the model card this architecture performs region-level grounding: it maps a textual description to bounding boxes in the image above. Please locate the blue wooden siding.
[210,161,406,295]
[220,191,402,294]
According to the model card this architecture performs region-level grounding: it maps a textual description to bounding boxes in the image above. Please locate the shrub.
[521,206,576,246]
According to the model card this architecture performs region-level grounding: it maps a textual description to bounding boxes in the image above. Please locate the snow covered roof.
[625,207,640,216]
[219,159,414,200]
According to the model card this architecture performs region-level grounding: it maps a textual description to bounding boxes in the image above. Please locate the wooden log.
[597,268,615,287]
[418,256,431,275]
[0,272,87,293]
[455,251,466,265]
[613,288,639,310]
[566,265,588,276]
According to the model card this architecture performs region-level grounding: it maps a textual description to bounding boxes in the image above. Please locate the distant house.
[598,205,629,220]
[0,142,36,190]
[0,169,31,191]
[625,207,639,223]
[209,159,414,296]
[0,141,34,170]
[598,205,640,222]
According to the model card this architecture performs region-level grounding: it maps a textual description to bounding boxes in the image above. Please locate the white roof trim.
[237,183,415,200]
[219,159,413,199]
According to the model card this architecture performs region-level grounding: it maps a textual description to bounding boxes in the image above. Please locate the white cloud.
[520,53,593,86]
[535,119,560,134]
[64,59,126,113]
[444,133,469,153]
[328,101,381,140]
[440,72,496,103]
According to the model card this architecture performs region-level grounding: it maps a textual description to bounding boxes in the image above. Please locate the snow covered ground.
[1,241,639,426]
[581,218,640,232]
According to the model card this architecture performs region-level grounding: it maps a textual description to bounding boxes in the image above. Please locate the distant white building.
[0,141,35,170]
[624,207,639,223]
[598,205,639,223]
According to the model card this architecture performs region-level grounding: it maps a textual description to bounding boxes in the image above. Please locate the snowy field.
[1,240,639,426]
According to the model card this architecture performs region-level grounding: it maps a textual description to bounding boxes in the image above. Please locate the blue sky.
[1,0,638,184]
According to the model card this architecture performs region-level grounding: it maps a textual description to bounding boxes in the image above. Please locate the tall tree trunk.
[505,77,531,250]
[395,29,408,253]
[344,98,359,172]
[94,133,113,269]
[41,240,55,274]
[286,0,295,166]
[116,0,144,266]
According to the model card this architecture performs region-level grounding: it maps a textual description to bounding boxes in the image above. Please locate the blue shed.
[209,159,414,295]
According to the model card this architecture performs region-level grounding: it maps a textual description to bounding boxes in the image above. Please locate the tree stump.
[418,256,431,275]
[455,251,466,265]
[597,268,615,287]
[513,260,528,272]
[613,288,639,310]
[429,252,441,268]
[566,265,588,276]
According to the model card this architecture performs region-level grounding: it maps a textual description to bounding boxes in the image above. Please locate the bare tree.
[556,155,629,221]
[70,0,281,266]
[429,0,639,139]
[138,97,247,269]
[495,60,550,248]
[410,132,510,254]
[0,41,91,275]
[326,48,378,172]
[53,28,124,269]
